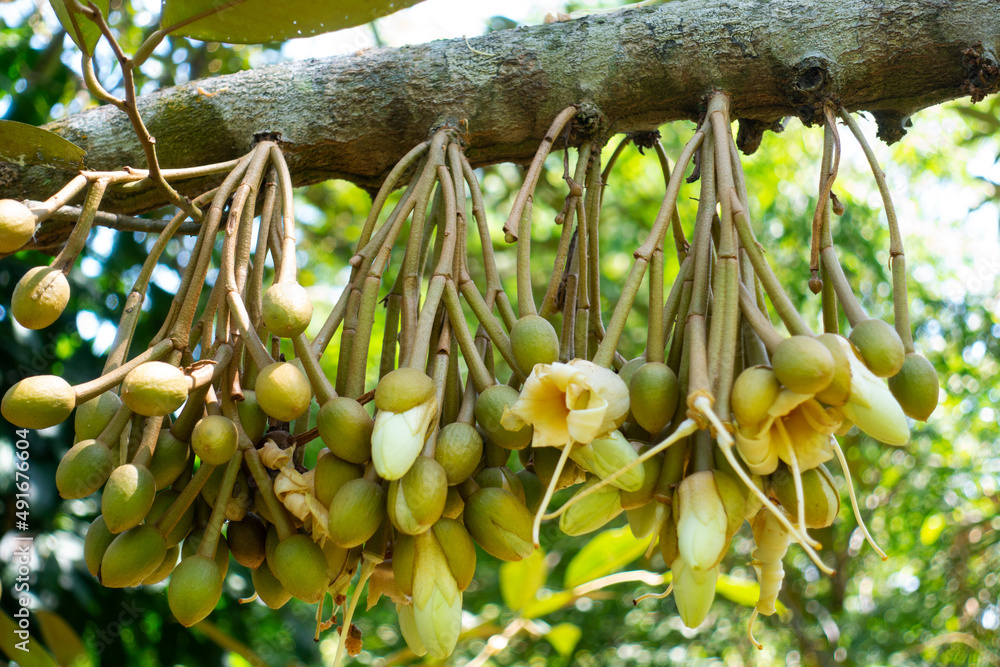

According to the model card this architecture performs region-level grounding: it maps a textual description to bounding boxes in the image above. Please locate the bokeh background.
[0,1,998,665]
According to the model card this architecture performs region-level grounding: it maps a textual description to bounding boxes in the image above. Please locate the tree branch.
[2,0,998,230]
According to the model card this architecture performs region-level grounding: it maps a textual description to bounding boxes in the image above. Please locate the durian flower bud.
[474,466,526,504]
[626,500,666,539]
[659,505,678,565]
[675,471,728,572]
[559,476,624,536]
[671,557,719,628]
[432,519,477,592]
[463,487,534,561]
[501,359,629,448]
[830,335,909,446]
[570,430,644,492]
[371,368,439,480]
[388,456,448,535]
[771,464,840,529]
[412,529,463,659]
[328,478,385,548]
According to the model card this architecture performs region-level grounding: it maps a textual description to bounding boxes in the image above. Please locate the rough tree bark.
[1,0,998,228]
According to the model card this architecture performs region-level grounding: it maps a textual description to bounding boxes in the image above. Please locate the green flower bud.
[628,362,679,435]
[262,281,313,338]
[255,362,313,422]
[510,314,560,376]
[616,357,646,389]
[442,486,465,519]
[620,446,661,510]
[102,463,156,533]
[888,352,939,421]
[314,451,363,508]
[434,422,483,485]
[2,374,75,429]
[559,476,624,536]
[570,430,644,492]
[0,199,37,253]
[473,466,525,504]
[770,464,840,529]
[849,318,904,378]
[515,469,543,514]
[84,515,115,578]
[328,478,386,548]
[168,555,224,626]
[56,439,113,500]
[100,525,167,588]
[772,336,835,395]
[463,487,534,561]
[122,362,189,417]
[626,500,666,539]
[11,265,69,329]
[815,334,852,406]
[388,456,448,535]
[731,366,781,427]
[237,389,268,444]
[252,560,292,609]
[432,518,477,592]
[145,489,194,547]
[74,390,122,442]
[227,513,267,570]
[477,384,533,450]
[271,534,329,603]
[142,544,179,585]
[318,397,374,464]
[191,415,238,465]
[149,429,191,491]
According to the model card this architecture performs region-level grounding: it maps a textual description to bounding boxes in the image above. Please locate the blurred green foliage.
[0,1,998,666]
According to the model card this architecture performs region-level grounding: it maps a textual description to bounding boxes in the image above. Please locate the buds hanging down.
[371,368,438,480]
[411,527,464,659]
[387,456,448,535]
[559,476,624,536]
[12,90,940,661]
[770,464,840,529]
[570,430,645,491]
[463,487,535,562]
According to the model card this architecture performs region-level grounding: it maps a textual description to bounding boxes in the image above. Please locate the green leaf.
[160,0,427,45]
[0,120,86,170]
[563,525,648,589]
[0,610,60,667]
[499,549,547,611]
[48,0,110,56]
[521,591,573,620]
[919,513,946,546]
[545,622,582,658]
[35,610,91,667]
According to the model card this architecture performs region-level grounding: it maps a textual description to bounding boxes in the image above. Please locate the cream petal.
[835,338,910,446]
